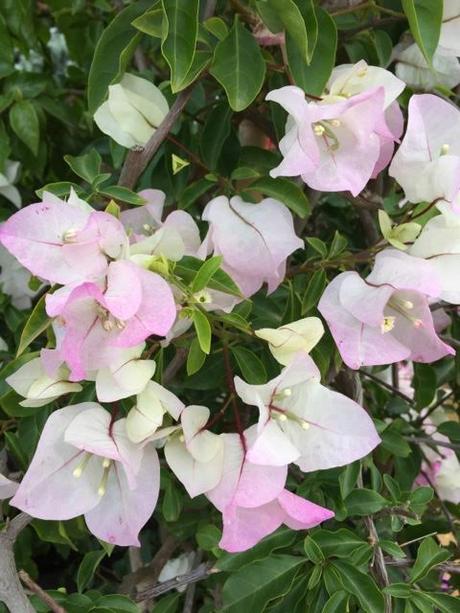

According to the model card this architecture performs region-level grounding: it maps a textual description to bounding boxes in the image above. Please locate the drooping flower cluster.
[0,180,376,551]
[2,56,460,553]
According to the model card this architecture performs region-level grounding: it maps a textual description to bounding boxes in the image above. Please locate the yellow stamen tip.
[330,119,341,127]
[381,316,396,334]
[282,388,292,397]
[313,124,325,136]
[301,420,310,430]
[102,458,111,468]
[402,300,414,309]
[73,467,82,478]
[440,144,450,155]
[98,486,106,497]
[179,434,185,443]
[277,414,288,422]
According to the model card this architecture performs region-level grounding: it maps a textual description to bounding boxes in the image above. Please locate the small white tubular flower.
[255,317,324,365]
[91,344,156,403]
[164,405,224,498]
[0,160,21,208]
[93,73,169,148]
[6,357,81,407]
[126,381,184,444]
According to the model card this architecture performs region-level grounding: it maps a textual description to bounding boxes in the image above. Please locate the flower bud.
[93,73,169,148]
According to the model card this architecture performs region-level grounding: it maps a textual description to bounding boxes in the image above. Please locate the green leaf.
[216,527,296,571]
[322,591,349,613]
[192,309,212,354]
[9,100,40,155]
[151,593,181,613]
[413,363,437,408]
[437,421,460,443]
[210,17,266,112]
[36,182,83,199]
[345,489,388,516]
[98,186,145,205]
[64,149,102,185]
[179,177,215,209]
[94,595,139,612]
[379,540,406,560]
[306,237,327,257]
[162,481,182,522]
[383,583,412,598]
[175,256,242,296]
[177,50,212,90]
[77,550,106,593]
[161,0,199,92]
[16,295,50,357]
[329,231,348,258]
[413,591,460,613]
[221,555,304,612]
[332,560,384,613]
[230,346,267,385]
[132,7,163,37]
[401,0,442,63]
[311,529,367,559]
[246,177,310,219]
[303,536,324,564]
[301,269,327,315]
[204,17,228,41]
[409,537,451,583]
[339,461,360,500]
[196,524,221,550]
[192,256,223,293]
[268,0,309,62]
[186,337,206,376]
[87,0,152,113]
[287,7,337,96]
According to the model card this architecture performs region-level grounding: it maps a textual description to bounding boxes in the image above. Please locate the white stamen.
[282,388,292,397]
[179,434,185,443]
[102,458,111,468]
[301,420,310,430]
[277,413,288,422]
[102,319,114,332]
[63,228,78,243]
[402,300,414,309]
[330,119,341,128]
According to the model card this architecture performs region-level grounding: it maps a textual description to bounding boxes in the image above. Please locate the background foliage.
[0,1,459,612]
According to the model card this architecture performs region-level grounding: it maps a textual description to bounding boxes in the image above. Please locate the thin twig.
[0,512,35,612]
[408,436,460,452]
[118,86,196,189]
[386,559,460,574]
[359,369,414,404]
[19,570,66,613]
[135,563,217,601]
[183,552,203,613]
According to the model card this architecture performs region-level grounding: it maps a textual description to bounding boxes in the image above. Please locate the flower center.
[312,121,340,150]
[385,296,423,329]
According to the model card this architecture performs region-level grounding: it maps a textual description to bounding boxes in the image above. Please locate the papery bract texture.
[318,249,454,368]
[11,403,160,546]
[200,195,303,297]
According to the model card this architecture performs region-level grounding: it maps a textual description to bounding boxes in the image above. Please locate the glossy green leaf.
[287,7,337,96]
[402,0,442,63]
[64,149,102,185]
[221,555,304,612]
[175,256,241,297]
[186,337,206,376]
[301,269,327,315]
[339,461,360,500]
[9,100,40,155]
[98,186,145,205]
[204,17,228,41]
[303,536,324,564]
[246,177,310,219]
[192,256,223,293]
[267,0,309,62]
[16,294,50,357]
[161,0,199,92]
[200,103,232,171]
[162,481,182,521]
[77,550,106,593]
[132,7,163,37]
[332,560,384,613]
[87,0,152,113]
[345,488,388,516]
[409,537,451,583]
[322,591,349,613]
[192,309,212,354]
[230,346,267,385]
[210,18,266,111]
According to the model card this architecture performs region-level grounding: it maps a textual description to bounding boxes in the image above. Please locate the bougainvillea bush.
[0,0,460,611]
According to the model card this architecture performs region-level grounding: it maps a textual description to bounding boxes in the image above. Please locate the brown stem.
[118,86,195,189]
[19,570,66,613]
[359,369,414,405]
[0,513,35,612]
[135,563,217,601]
